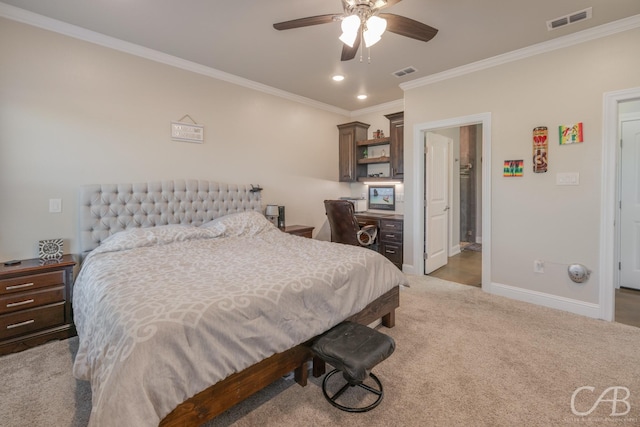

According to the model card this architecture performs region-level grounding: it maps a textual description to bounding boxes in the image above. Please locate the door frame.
[412,112,492,290]
[602,86,640,321]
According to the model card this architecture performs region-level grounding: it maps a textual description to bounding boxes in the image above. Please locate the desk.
[355,213,403,270]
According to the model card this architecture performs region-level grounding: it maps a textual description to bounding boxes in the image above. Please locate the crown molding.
[400,14,640,91]
[350,99,404,117]
[0,2,350,117]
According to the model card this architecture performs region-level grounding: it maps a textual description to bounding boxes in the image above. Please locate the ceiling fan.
[273,0,438,61]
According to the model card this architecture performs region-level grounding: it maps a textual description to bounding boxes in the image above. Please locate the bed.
[73,179,406,427]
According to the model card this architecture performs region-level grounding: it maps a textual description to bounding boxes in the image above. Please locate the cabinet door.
[385,112,404,180]
[337,122,369,182]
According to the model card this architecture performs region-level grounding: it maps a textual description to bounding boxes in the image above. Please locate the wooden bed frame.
[78,180,401,426]
[160,285,400,426]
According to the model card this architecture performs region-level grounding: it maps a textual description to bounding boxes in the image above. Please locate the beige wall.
[404,27,640,305]
[0,18,350,260]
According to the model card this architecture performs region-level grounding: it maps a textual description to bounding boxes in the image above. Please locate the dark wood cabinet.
[337,121,369,182]
[379,219,403,270]
[0,255,76,355]
[338,113,403,182]
[385,112,404,180]
[355,213,403,270]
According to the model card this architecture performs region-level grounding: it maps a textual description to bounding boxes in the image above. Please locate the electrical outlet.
[534,260,544,273]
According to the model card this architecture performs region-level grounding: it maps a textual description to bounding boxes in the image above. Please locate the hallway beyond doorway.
[429,250,481,287]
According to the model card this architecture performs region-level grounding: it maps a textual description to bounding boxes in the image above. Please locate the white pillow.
[95,224,221,254]
[200,211,274,237]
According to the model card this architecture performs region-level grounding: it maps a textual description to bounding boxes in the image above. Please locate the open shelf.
[358,156,390,165]
[356,137,390,147]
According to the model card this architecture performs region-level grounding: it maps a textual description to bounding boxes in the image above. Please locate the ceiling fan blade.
[273,14,341,31]
[341,31,361,61]
[379,13,438,42]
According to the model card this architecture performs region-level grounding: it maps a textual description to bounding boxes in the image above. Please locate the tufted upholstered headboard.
[79,179,262,254]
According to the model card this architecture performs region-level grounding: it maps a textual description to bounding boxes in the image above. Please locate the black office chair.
[323,200,377,247]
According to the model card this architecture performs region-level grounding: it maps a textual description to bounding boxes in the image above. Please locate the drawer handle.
[5,282,34,291]
[6,299,35,308]
[385,249,396,254]
[386,234,395,239]
[386,224,397,228]
[7,319,35,329]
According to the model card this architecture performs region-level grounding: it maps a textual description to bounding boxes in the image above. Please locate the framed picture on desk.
[368,185,395,211]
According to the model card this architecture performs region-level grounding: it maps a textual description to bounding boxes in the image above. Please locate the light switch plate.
[556,172,579,186]
[49,198,62,213]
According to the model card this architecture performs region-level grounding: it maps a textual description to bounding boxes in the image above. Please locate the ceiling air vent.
[547,7,592,31]
[393,66,417,78]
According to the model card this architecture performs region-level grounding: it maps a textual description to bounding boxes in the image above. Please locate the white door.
[425,132,451,274]
[620,119,640,289]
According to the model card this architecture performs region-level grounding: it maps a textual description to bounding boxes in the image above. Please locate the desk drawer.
[380,230,402,244]
[0,302,65,340]
[380,219,403,232]
[380,242,403,265]
[0,271,65,296]
[0,286,65,315]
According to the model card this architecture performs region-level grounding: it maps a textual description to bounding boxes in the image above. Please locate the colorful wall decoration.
[504,160,524,177]
[532,126,548,173]
[559,122,584,145]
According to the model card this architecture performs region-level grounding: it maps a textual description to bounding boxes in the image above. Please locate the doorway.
[412,112,491,290]
[425,125,483,287]
[601,87,640,322]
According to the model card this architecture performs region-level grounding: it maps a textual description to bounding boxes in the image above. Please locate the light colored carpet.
[2,275,639,426]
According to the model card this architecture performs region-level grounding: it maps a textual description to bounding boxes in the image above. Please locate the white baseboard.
[486,282,602,320]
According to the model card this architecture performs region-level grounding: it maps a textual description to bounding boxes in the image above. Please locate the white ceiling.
[2,0,640,112]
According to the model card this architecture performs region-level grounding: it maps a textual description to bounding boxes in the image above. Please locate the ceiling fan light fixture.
[339,14,361,47]
[363,16,386,47]
[339,31,358,47]
[363,31,381,47]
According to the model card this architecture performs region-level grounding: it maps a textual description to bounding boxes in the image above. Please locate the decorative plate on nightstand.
[39,238,63,260]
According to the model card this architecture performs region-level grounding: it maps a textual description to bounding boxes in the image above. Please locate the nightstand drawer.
[0,271,65,296]
[0,286,65,315]
[0,302,65,340]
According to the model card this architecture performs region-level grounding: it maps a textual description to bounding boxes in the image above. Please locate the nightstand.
[283,225,314,239]
[0,255,76,355]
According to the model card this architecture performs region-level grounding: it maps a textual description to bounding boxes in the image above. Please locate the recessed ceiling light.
[332,74,345,82]
[357,94,368,100]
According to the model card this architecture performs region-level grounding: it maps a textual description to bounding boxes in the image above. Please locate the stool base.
[321,369,384,413]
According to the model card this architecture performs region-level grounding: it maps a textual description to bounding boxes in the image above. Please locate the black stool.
[311,321,395,413]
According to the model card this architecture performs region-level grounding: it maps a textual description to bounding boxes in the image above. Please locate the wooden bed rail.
[160,286,400,426]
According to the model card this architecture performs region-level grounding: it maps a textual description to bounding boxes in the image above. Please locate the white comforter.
[72,211,406,426]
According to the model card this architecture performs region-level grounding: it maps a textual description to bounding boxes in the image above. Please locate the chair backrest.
[324,200,362,246]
